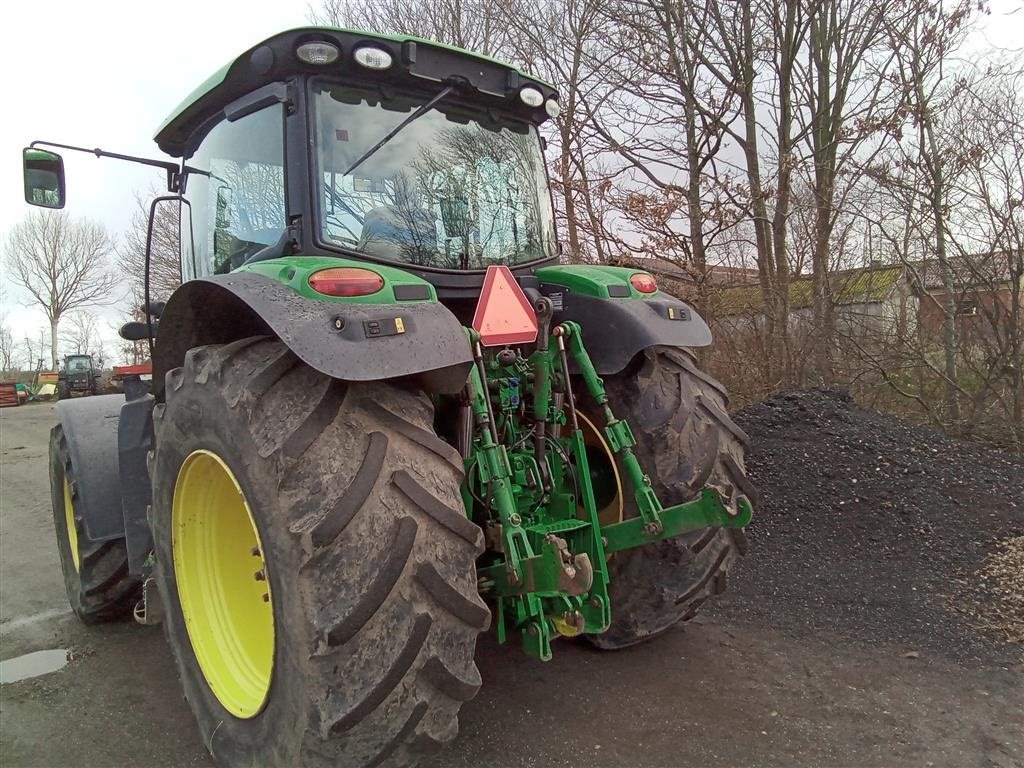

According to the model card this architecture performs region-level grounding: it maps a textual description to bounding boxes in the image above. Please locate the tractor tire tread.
[324,613,433,736]
[414,562,491,631]
[150,336,484,768]
[306,431,389,548]
[392,470,484,550]
[587,347,753,650]
[323,516,418,648]
[364,400,464,472]
[418,656,482,702]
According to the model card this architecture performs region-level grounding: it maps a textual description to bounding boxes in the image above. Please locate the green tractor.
[27,27,754,767]
[57,354,102,399]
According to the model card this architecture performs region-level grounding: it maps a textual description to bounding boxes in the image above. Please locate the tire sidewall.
[152,380,310,766]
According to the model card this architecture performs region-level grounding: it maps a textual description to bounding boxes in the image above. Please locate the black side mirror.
[23,148,66,209]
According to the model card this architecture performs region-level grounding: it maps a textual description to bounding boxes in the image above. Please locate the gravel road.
[1,399,1021,767]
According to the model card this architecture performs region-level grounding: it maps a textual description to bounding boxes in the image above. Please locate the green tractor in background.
[57,354,102,399]
[26,27,754,768]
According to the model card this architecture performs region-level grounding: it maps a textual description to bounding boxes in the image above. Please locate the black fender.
[56,392,155,575]
[119,393,155,574]
[546,290,712,374]
[153,274,474,396]
[55,395,125,542]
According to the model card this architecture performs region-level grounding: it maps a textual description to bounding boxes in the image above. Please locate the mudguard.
[536,265,712,374]
[56,395,124,542]
[154,273,474,396]
[119,393,155,574]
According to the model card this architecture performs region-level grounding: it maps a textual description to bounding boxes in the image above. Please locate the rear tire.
[588,347,753,649]
[151,337,488,767]
[57,381,69,400]
[49,425,140,623]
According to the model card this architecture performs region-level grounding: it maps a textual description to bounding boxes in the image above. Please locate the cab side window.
[182,105,286,279]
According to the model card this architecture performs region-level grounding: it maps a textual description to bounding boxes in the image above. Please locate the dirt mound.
[713,388,1024,664]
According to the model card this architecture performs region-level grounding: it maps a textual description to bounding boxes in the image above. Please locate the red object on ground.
[0,382,19,408]
[472,265,539,347]
[113,363,152,379]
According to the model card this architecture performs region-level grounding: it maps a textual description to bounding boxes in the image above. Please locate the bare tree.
[0,321,14,374]
[864,0,981,425]
[310,0,511,57]
[19,333,44,373]
[798,0,914,375]
[60,310,100,356]
[505,0,614,263]
[574,0,742,305]
[119,190,182,303]
[4,210,117,369]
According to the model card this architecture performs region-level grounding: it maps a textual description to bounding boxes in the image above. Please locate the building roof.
[615,256,760,286]
[907,252,1021,290]
[713,265,904,316]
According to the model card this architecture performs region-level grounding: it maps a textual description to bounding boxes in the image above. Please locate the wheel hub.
[172,449,274,718]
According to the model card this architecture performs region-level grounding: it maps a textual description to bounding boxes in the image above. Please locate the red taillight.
[629,273,657,294]
[308,267,384,297]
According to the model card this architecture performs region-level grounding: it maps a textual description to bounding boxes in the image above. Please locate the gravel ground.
[715,388,1024,664]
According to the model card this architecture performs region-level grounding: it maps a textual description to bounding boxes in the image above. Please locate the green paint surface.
[236,255,436,304]
[536,264,660,299]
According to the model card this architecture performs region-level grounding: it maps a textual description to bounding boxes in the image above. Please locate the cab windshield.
[312,82,556,270]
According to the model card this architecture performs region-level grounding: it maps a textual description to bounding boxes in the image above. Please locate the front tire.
[49,425,140,623]
[151,337,488,767]
[588,347,754,649]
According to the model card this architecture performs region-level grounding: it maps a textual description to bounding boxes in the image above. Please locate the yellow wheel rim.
[63,478,80,572]
[172,450,274,718]
[577,412,624,529]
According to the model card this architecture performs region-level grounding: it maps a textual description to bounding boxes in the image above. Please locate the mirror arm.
[29,140,183,192]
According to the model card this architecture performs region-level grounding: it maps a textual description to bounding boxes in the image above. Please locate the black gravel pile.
[713,388,1024,664]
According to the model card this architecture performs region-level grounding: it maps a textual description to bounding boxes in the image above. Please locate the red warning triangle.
[472,265,539,347]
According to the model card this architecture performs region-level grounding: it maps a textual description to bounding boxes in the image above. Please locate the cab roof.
[154,27,557,158]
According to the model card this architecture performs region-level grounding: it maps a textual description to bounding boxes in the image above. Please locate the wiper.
[343,85,455,176]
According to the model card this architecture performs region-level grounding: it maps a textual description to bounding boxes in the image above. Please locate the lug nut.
[254,569,266,581]
[262,593,270,603]
[250,547,261,557]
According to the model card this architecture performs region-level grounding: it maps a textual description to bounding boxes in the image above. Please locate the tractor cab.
[155,28,561,296]
[58,354,100,398]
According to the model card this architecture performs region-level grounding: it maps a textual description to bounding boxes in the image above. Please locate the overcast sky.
[1,0,1021,365]
[0,0,309,362]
